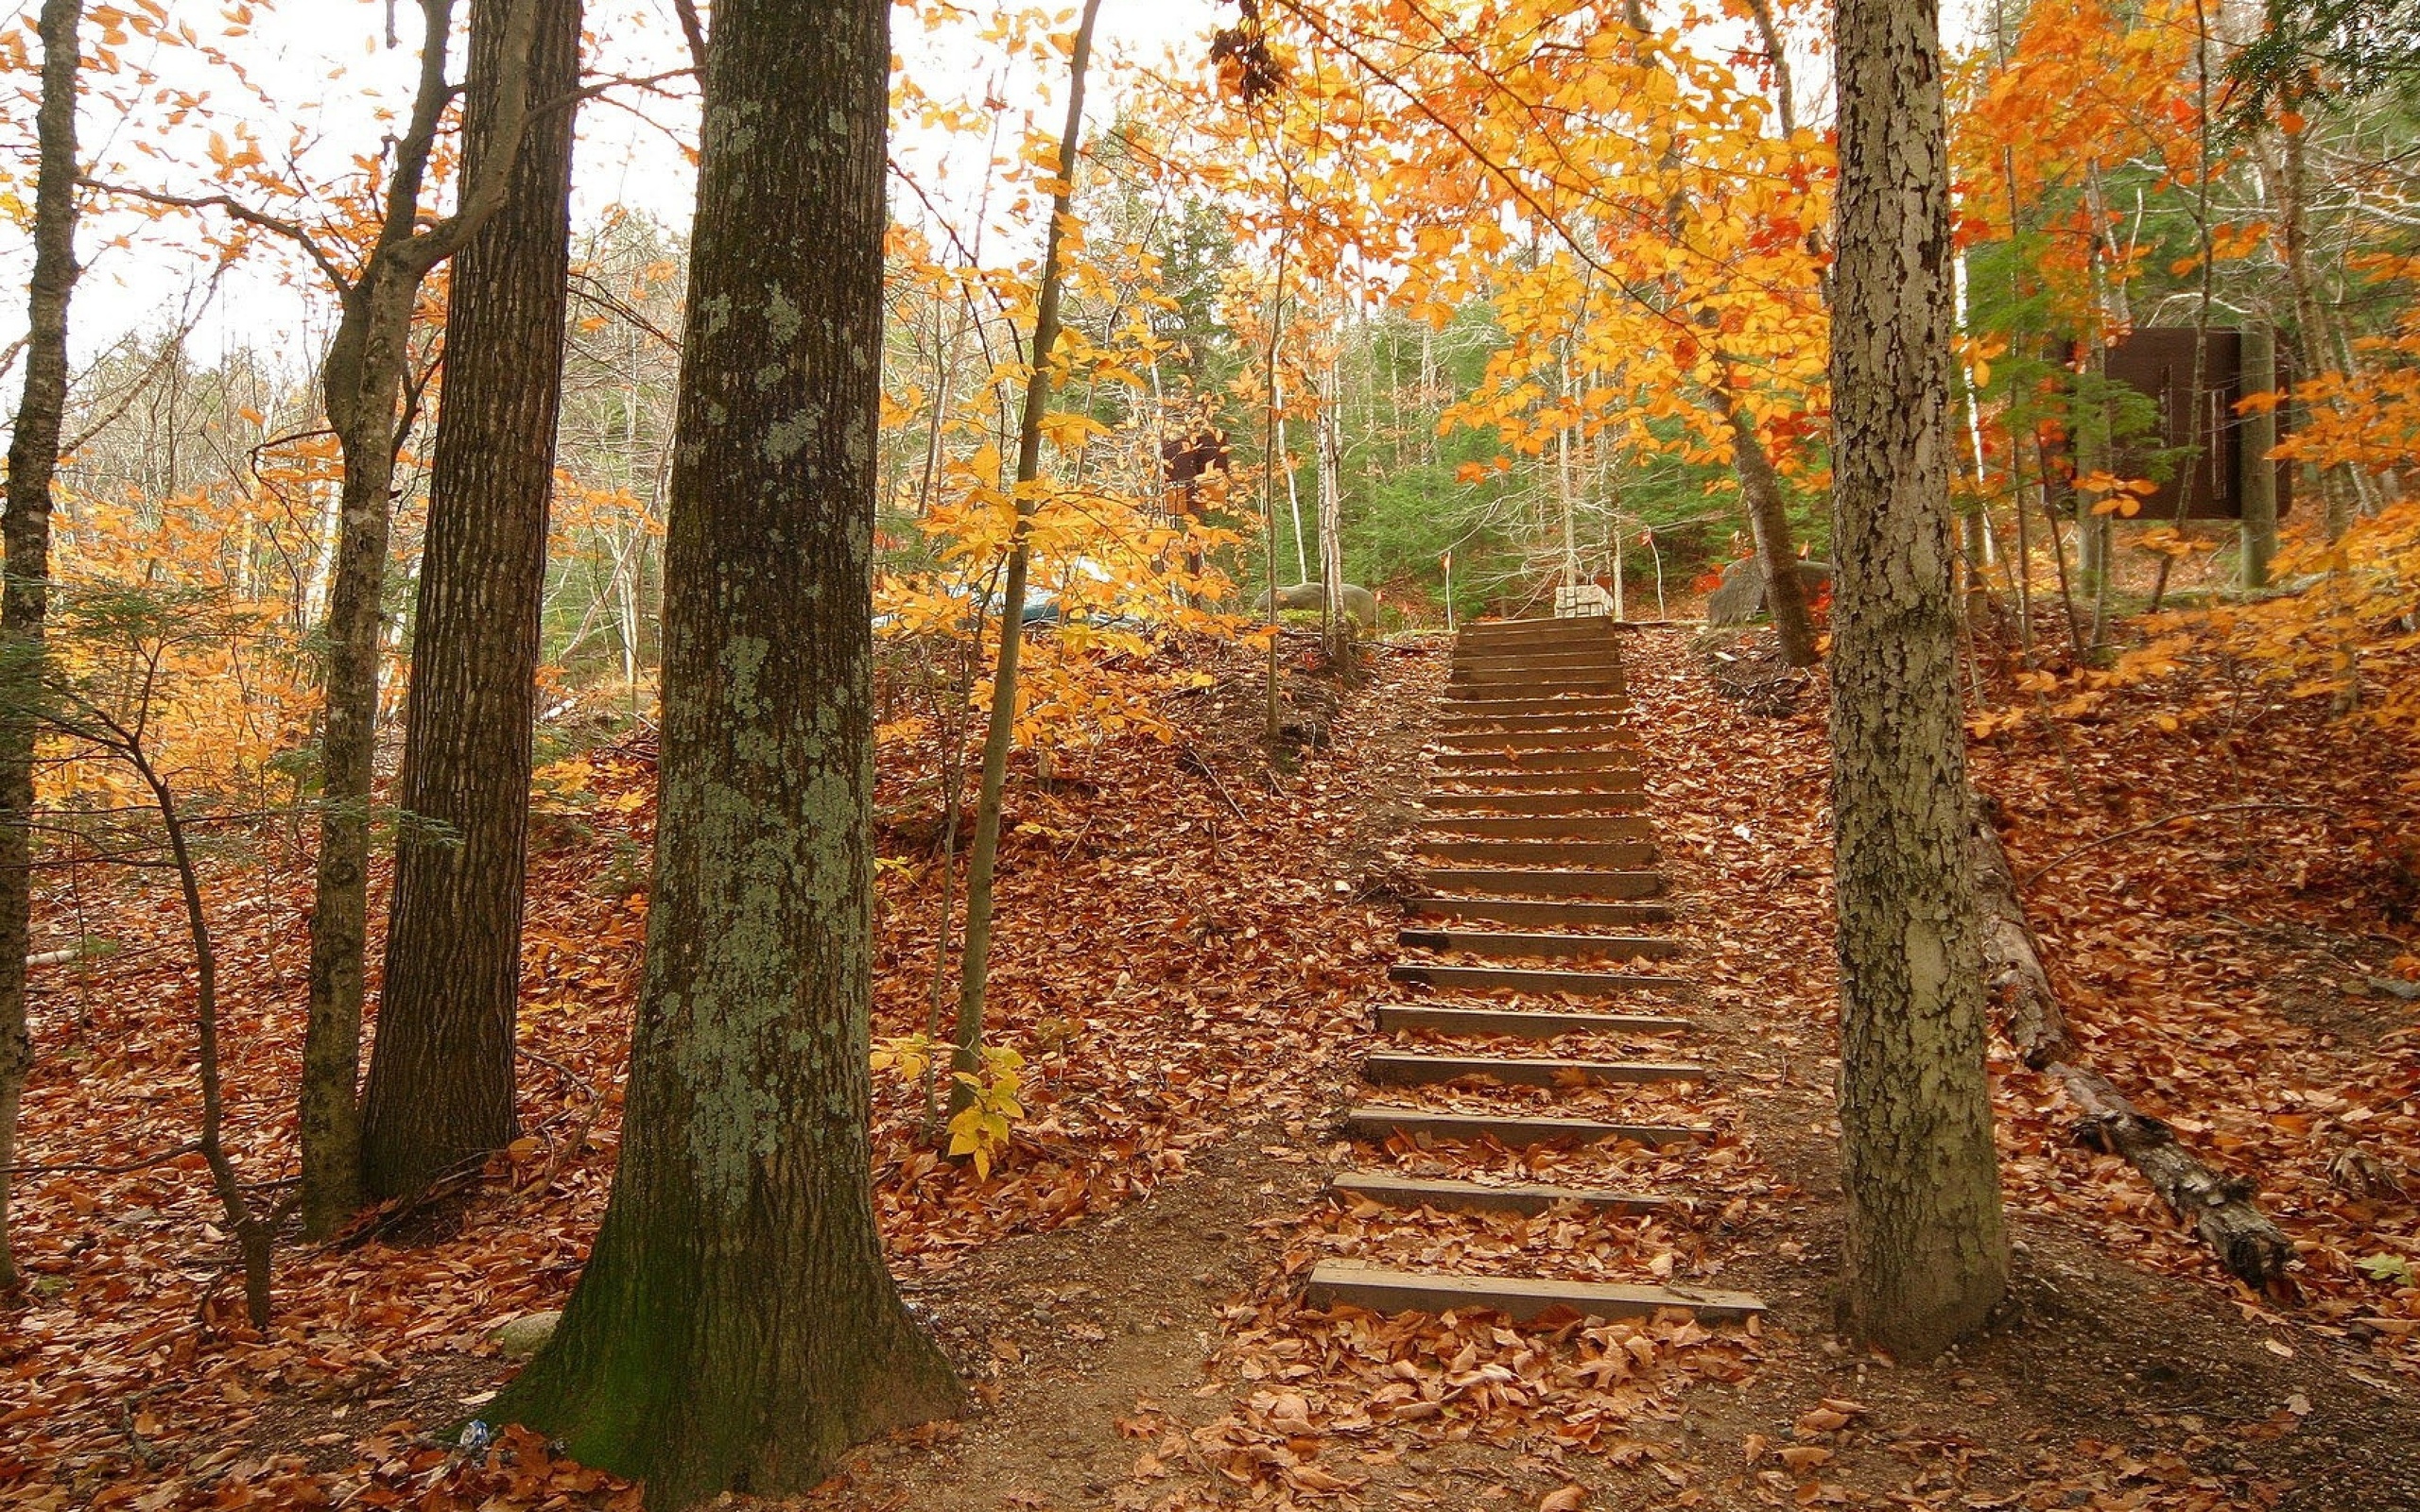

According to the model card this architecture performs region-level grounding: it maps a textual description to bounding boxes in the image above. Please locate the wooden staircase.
[1305,614,1767,1327]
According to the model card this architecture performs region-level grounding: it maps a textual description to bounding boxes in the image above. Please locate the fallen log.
[1970,795,2294,1292]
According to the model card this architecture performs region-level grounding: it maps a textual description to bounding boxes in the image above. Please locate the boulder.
[490,1310,562,1358]
[1254,580,1378,629]
[1705,558,1830,627]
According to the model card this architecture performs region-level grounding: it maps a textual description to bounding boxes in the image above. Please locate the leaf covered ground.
[4,617,2418,1511]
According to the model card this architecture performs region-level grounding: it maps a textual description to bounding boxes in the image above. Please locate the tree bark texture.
[492,0,962,1499]
[0,0,84,1295]
[298,0,539,1237]
[360,0,581,1201]
[1725,400,1820,666]
[1967,800,2292,1286]
[1828,0,2009,1359]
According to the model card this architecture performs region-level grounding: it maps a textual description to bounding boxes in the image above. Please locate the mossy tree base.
[492,0,962,1502]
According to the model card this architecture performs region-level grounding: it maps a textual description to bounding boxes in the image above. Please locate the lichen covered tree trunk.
[359,0,581,1200]
[491,0,961,1499]
[0,0,84,1295]
[1828,0,2009,1359]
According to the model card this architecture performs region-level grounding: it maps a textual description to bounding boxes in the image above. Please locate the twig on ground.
[2020,801,2346,886]
[9,1143,199,1177]
[1179,746,1248,824]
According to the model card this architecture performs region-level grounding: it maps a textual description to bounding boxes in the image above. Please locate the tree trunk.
[1280,384,1309,583]
[1558,350,1581,594]
[360,0,581,1200]
[297,0,539,1238]
[298,266,421,1238]
[2073,333,2112,644]
[1316,344,1348,664]
[2238,324,2278,590]
[1263,243,1290,747]
[950,0,1102,1114]
[1725,400,1820,665]
[1828,0,2008,1360]
[2273,126,2362,537]
[0,0,84,1296]
[492,0,962,1498]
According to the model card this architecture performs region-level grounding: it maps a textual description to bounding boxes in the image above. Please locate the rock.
[491,1310,562,1357]
[1253,581,1378,629]
[1705,558,1831,626]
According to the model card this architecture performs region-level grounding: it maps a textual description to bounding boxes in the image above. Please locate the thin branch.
[61,268,231,456]
[2021,802,2346,886]
[9,1143,199,1177]
[568,269,683,353]
[75,179,354,292]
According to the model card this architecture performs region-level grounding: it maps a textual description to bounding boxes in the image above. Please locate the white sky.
[9,0,1984,379]
[9,0,1223,373]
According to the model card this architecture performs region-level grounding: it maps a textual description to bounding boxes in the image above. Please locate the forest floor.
[4,611,2418,1511]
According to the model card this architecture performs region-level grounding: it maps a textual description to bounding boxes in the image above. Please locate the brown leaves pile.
[0,641,1411,1509]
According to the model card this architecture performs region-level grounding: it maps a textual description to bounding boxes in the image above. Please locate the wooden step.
[1455,624,1622,649]
[1433,729,1641,752]
[1416,814,1655,840]
[1402,897,1675,928]
[1440,696,1632,720]
[1330,1171,1666,1216]
[1341,1105,1705,1148]
[1436,716,1634,738]
[1420,791,1651,816]
[1421,868,1668,899]
[1459,614,1618,633]
[1414,838,1657,868]
[1305,1263,1765,1324]
[1435,745,1641,766]
[1432,771,1646,796]
[1451,672,1628,694]
[1453,655,1626,676]
[1396,926,1681,959]
[1362,1052,1705,1088]
[1433,750,1642,774]
[1454,652,1623,676]
[1390,962,1695,998]
[1432,706,1645,730]
[1372,1003,1689,1037]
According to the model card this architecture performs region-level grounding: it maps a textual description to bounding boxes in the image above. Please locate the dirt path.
[806,626,2420,1512]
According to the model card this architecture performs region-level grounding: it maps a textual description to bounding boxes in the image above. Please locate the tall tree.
[951,0,1104,1110]
[358,0,582,1200]
[1828,0,2009,1356]
[295,0,540,1235]
[1628,0,1819,664]
[0,0,85,1296]
[491,0,962,1500]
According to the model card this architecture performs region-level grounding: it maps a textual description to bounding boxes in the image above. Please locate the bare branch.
[672,0,708,76]
[74,178,354,292]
